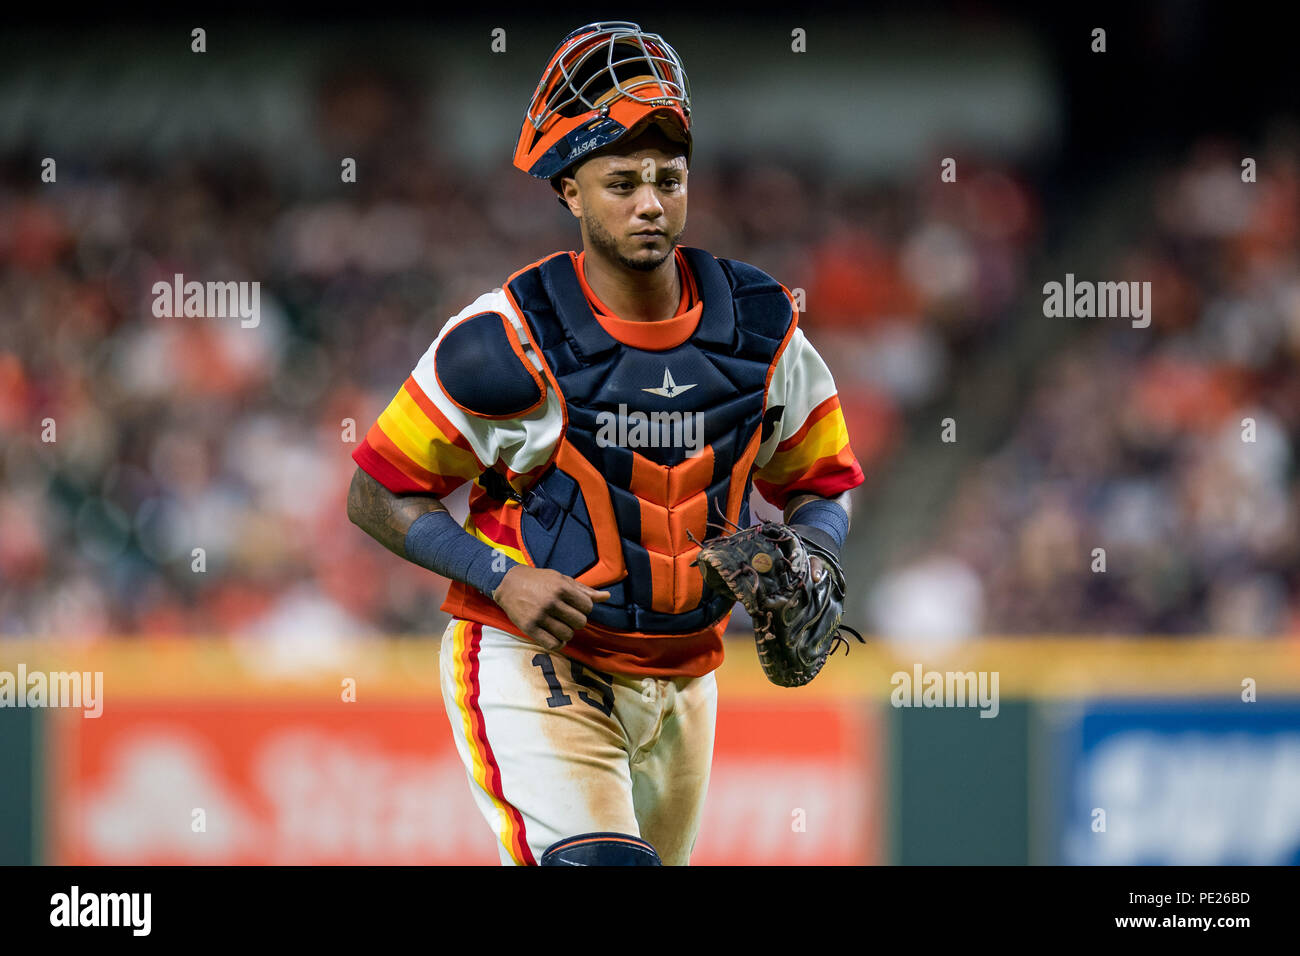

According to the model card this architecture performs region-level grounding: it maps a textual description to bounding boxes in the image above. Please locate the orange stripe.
[725,425,765,527]
[797,444,860,481]
[774,394,842,453]
[550,836,647,850]
[760,443,859,490]
[760,415,852,485]
[403,376,483,461]
[352,437,435,495]
[375,395,485,488]
[363,422,440,488]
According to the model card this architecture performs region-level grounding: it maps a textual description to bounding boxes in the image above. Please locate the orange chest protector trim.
[500,247,794,635]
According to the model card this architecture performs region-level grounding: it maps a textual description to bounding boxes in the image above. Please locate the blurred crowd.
[871,134,1300,641]
[1,68,1295,641]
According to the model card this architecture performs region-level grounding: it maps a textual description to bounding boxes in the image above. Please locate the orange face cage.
[513,21,692,182]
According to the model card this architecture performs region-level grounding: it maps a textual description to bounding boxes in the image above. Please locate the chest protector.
[505,247,793,634]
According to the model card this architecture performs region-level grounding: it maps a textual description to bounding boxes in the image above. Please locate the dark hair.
[550,172,570,208]
[549,121,687,208]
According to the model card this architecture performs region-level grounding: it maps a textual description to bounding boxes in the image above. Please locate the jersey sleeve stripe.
[400,374,488,460]
[753,393,865,508]
[354,422,437,487]
[773,393,842,454]
[370,379,485,478]
[351,433,437,494]
[396,377,484,461]
[351,377,488,495]
[377,398,445,469]
[759,455,868,502]
[758,406,853,485]
[754,453,865,504]
[381,396,483,481]
[352,422,478,497]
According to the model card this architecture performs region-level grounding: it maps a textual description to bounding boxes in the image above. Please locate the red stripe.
[361,424,439,485]
[788,463,866,499]
[472,506,521,549]
[352,430,470,498]
[466,623,535,865]
[754,454,865,507]
[352,439,432,494]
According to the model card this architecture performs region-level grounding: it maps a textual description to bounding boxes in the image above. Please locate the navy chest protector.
[503,247,793,634]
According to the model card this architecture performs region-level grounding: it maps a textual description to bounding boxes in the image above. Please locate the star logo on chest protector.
[642,368,697,399]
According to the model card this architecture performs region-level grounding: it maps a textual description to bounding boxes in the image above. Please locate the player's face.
[568,148,687,272]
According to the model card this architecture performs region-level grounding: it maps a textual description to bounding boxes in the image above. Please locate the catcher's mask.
[513,21,691,194]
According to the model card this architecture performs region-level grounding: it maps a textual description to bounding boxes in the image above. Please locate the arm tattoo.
[347,467,447,559]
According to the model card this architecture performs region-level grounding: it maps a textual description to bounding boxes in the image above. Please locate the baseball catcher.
[348,20,865,866]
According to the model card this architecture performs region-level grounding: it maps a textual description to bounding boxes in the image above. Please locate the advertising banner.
[1052,699,1300,865]
[50,697,879,865]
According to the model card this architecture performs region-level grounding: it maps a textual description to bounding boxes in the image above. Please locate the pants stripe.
[454,620,536,865]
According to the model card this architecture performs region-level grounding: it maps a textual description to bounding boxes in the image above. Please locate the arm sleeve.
[752,324,865,509]
[351,292,563,496]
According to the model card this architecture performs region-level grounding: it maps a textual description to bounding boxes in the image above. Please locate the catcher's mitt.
[691,520,863,687]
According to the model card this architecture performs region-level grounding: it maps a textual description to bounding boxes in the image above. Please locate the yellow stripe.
[759,411,850,483]
[450,620,525,863]
[466,519,528,565]
[451,621,492,796]
[379,390,482,479]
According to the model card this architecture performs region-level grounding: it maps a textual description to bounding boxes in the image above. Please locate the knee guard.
[539,832,662,866]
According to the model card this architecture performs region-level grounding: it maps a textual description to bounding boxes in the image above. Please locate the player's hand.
[492,566,610,651]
